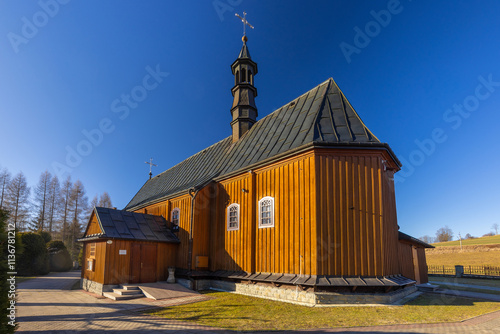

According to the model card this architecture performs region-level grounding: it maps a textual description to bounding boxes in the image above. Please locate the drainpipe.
[187,187,199,272]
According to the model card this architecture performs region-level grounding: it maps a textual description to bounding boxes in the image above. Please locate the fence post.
[455,265,464,278]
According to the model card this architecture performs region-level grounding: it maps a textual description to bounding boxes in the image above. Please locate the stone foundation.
[81,278,118,296]
[196,279,417,306]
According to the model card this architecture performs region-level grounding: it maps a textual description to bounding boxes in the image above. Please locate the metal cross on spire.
[145,158,157,179]
[235,12,254,37]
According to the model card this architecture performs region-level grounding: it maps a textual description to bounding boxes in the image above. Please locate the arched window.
[227,203,240,231]
[258,197,274,228]
[235,70,239,85]
[171,208,180,227]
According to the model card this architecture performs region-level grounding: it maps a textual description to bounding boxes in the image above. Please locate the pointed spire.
[238,37,251,59]
[230,37,258,142]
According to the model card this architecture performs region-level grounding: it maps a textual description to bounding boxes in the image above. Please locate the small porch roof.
[78,207,180,244]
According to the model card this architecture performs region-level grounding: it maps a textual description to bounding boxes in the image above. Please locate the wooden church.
[79,33,433,305]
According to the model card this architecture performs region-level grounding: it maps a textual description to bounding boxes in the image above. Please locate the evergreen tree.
[5,172,31,231]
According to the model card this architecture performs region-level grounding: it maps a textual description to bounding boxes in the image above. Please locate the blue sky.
[1,0,499,240]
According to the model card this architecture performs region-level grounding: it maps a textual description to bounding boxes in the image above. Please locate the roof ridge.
[336,84,381,142]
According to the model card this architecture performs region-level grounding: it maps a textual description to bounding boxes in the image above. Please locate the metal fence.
[427,265,455,275]
[428,265,500,277]
[463,265,500,277]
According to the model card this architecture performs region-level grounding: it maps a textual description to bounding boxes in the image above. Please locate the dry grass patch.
[426,245,500,266]
[147,291,500,331]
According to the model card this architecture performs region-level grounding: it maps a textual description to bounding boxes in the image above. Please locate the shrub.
[18,232,50,276]
[38,231,52,244]
[47,241,73,272]
[47,241,72,271]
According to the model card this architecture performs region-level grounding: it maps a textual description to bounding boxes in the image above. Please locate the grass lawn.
[432,235,500,247]
[147,291,500,331]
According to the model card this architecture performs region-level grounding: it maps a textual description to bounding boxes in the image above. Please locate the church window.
[258,197,274,228]
[171,208,180,227]
[227,203,240,231]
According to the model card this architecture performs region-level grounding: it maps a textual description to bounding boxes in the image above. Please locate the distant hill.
[432,234,500,247]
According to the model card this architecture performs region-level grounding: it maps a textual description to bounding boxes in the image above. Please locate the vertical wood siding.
[315,150,400,277]
[215,175,251,272]
[86,213,103,235]
[140,195,191,269]
[397,241,415,280]
[254,153,317,275]
[82,241,106,284]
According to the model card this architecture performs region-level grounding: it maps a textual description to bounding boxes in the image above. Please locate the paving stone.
[15,271,500,334]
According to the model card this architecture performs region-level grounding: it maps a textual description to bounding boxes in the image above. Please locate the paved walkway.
[429,280,500,292]
[16,272,500,333]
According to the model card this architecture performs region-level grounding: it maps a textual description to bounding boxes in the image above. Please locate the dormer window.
[227,203,240,231]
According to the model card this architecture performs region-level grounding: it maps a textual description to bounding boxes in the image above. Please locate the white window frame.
[227,203,240,231]
[171,207,180,226]
[258,196,275,228]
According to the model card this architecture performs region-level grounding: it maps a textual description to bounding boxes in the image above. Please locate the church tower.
[230,35,258,142]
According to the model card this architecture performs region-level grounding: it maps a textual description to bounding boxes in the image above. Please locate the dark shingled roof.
[125,78,399,211]
[78,207,180,243]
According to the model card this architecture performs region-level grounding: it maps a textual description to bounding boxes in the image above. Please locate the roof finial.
[145,158,157,179]
[235,12,254,42]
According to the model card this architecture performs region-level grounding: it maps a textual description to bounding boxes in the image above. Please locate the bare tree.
[0,168,11,210]
[33,170,52,231]
[98,191,112,208]
[492,223,499,235]
[60,176,73,244]
[88,194,98,216]
[436,226,454,242]
[419,235,434,244]
[68,180,88,259]
[46,176,61,237]
[6,172,31,230]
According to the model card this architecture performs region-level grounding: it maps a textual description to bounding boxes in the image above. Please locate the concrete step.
[103,292,144,300]
[113,288,142,295]
[121,285,140,291]
[417,283,439,292]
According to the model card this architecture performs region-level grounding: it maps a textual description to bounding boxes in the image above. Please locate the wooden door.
[130,244,141,283]
[129,243,157,283]
[412,246,421,284]
[140,244,158,283]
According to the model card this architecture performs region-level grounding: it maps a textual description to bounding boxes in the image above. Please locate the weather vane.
[235,12,254,38]
[145,158,157,179]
